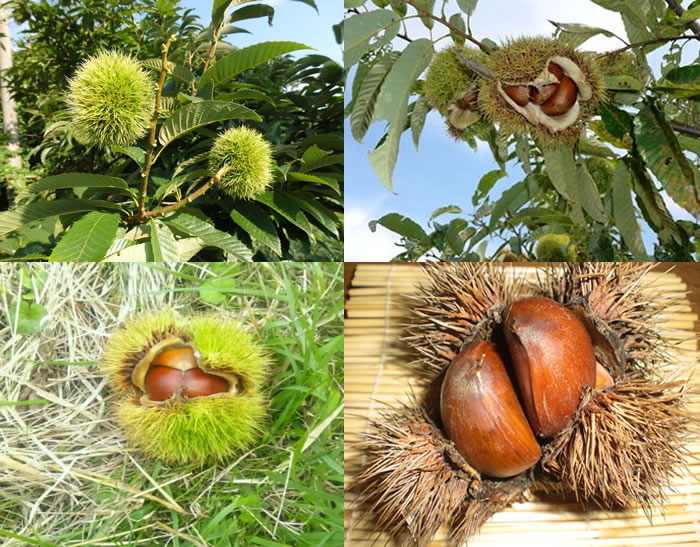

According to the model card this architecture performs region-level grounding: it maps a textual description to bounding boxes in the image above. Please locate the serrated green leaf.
[446,219,473,255]
[430,205,462,221]
[255,191,314,240]
[111,146,145,168]
[603,75,643,91]
[550,21,615,48]
[473,169,506,206]
[628,154,684,245]
[215,89,275,105]
[369,213,426,241]
[287,172,340,194]
[448,13,466,45]
[49,211,120,262]
[410,96,429,150]
[345,0,366,6]
[489,181,529,229]
[456,0,478,16]
[228,4,274,25]
[598,102,633,139]
[27,174,129,194]
[200,41,310,87]
[576,165,607,222]
[281,191,339,237]
[350,52,396,142]
[0,200,121,238]
[345,10,400,68]
[142,58,196,84]
[369,39,433,192]
[230,202,282,256]
[634,101,700,219]
[166,212,252,260]
[158,101,260,147]
[611,162,647,260]
[148,220,180,262]
[300,154,343,174]
[212,0,254,30]
[301,145,331,165]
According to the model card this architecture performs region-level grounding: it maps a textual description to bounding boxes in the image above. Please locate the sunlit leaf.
[0,200,120,238]
[344,10,400,68]
[369,212,427,241]
[369,39,433,192]
[230,202,282,256]
[49,211,120,262]
[158,101,260,147]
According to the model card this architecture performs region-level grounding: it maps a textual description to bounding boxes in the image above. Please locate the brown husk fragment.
[403,263,521,379]
[540,376,694,517]
[354,403,531,545]
[353,262,696,544]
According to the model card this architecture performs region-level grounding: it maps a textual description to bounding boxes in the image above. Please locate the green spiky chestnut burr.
[67,50,155,147]
[101,310,268,465]
[478,37,604,147]
[535,233,578,261]
[209,126,273,200]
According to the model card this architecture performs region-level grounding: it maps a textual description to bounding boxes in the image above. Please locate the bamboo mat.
[344,264,700,546]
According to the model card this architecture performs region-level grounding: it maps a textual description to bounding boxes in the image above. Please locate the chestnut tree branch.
[663,0,700,37]
[201,23,223,79]
[670,121,700,138]
[133,169,226,223]
[137,34,175,215]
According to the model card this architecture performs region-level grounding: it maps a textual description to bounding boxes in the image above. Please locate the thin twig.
[670,122,700,138]
[402,0,491,53]
[133,169,227,223]
[137,34,176,215]
[597,34,697,57]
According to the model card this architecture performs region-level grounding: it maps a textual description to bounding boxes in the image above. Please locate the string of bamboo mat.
[344,263,700,546]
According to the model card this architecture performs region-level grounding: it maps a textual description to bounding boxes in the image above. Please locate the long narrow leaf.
[149,220,180,262]
[255,191,314,241]
[0,200,120,238]
[368,39,433,192]
[27,174,129,194]
[166,212,252,260]
[48,211,120,262]
[611,163,647,260]
[229,202,282,256]
[199,41,310,87]
[158,101,260,147]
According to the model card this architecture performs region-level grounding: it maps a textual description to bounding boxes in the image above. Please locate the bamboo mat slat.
[344,263,700,546]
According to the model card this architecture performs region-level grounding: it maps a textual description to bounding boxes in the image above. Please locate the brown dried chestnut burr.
[503,296,596,438]
[440,341,541,478]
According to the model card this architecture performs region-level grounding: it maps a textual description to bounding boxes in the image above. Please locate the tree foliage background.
[0,0,344,261]
[345,0,699,261]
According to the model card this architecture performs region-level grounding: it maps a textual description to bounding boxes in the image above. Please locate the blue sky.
[345,0,698,261]
[7,1,341,63]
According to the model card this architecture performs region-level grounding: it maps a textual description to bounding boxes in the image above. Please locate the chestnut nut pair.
[440,296,611,478]
[503,62,578,117]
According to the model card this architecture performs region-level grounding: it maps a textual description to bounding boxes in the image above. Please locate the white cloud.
[345,203,402,261]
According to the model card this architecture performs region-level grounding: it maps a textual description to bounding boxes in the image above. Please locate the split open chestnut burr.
[440,296,599,478]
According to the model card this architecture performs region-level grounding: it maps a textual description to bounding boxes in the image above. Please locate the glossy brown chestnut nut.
[503,296,596,438]
[440,341,541,478]
[595,363,614,390]
[530,83,557,105]
[540,75,578,116]
[145,347,229,401]
[503,84,530,107]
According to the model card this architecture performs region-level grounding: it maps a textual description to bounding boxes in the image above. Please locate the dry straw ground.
[0,262,344,546]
